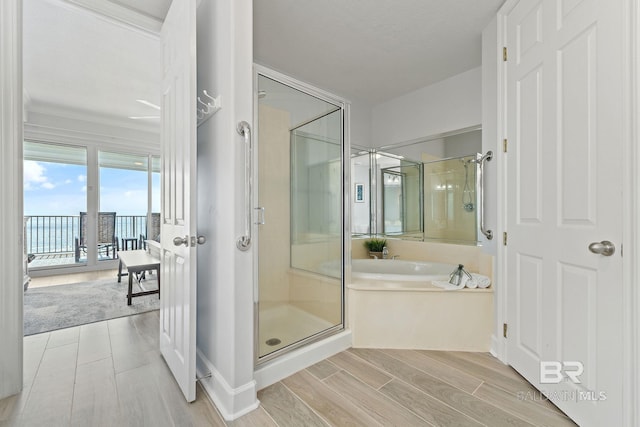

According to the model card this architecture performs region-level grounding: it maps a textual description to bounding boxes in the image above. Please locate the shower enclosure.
[255,70,345,363]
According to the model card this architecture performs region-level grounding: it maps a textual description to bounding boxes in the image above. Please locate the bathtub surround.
[350,238,493,351]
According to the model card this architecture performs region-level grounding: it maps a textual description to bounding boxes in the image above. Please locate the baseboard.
[254,329,352,390]
[490,333,507,363]
[196,348,259,421]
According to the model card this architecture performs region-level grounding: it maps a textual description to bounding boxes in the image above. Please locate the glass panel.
[357,127,481,244]
[381,162,423,239]
[24,142,87,267]
[99,151,149,258]
[351,148,371,236]
[257,74,343,360]
[423,154,477,243]
[149,155,161,242]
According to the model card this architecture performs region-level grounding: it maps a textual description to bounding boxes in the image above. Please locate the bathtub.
[347,258,493,351]
[351,259,455,282]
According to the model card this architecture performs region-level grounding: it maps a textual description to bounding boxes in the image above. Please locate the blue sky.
[24,160,160,216]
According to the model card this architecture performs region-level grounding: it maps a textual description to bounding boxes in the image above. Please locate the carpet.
[23,276,159,336]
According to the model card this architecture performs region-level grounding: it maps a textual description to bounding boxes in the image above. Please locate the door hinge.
[503,232,508,246]
[503,138,508,153]
[503,323,508,338]
[503,47,508,61]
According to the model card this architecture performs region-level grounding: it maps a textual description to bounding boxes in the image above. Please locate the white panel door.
[159,0,198,402]
[505,0,624,424]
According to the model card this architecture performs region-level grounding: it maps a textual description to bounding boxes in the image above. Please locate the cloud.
[64,179,72,184]
[78,175,86,182]
[24,161,50,190]
[41,182,56,190]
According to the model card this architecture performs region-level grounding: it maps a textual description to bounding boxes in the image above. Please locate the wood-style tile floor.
[0,311,576,426]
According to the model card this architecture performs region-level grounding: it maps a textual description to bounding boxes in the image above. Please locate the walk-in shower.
[254,70,345,364]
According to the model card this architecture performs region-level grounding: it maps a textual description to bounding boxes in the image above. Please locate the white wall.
[371,67,482,147]
[350,98,372,148]
[0,0,24,400]
[195,0,257,420]
[481,19,499,257]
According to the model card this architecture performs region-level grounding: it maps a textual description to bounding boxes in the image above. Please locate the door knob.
[173,236,189,247]
[197,236,206,245]
[588,240,615,256]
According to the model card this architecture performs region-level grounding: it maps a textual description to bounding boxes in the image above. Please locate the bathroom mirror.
[379,155,423,240]
[351,126,482,245]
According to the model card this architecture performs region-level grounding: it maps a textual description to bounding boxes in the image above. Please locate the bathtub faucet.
[382,246,389,259]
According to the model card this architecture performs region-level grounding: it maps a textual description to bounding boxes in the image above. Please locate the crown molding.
[55,0,162,37]
[26,99,160,135]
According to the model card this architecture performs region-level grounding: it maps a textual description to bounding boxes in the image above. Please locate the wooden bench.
[117,250,160,305]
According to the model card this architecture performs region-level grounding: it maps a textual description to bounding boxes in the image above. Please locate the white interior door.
[159,0,198,402]
[505,0,624,424]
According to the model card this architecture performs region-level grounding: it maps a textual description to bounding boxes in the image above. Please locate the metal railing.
[25,215,151,255]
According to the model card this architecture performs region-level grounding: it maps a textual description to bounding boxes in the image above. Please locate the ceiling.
[23,0,165,128]
[23,0,503,129]
[254,0,505,104]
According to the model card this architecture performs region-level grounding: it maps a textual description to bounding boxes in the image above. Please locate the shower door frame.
[252,64,350,366]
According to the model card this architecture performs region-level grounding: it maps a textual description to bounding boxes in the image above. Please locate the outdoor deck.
[25,214,156,269]
[29,251,121,269]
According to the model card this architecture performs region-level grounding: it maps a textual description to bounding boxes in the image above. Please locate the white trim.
[254,330,352,390]
[627,1,640,425]
[254,63,350,107]
[57,0,162,36]
[24,123,160,155]
[0,0,23,400]
[27,99,161,135]
[196,349,259,421]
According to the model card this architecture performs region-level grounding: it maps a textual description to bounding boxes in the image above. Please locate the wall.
[0,0,24,400]
[443,129,483,158]
[195,0,257,420]
[257,104,291,303]
[481,18,499,257]
[481,14,503,360]
[371,67,482,147]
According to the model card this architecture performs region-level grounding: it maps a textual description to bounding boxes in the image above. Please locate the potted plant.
[364,237,386,259]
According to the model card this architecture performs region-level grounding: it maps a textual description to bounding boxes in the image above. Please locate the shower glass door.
[256,73,344,361]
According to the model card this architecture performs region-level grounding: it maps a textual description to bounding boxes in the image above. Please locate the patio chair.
[140,212,161,249]
[75,212,119,262]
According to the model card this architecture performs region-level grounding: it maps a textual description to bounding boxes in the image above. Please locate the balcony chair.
[139,212,161,249]
[74,212,119,262]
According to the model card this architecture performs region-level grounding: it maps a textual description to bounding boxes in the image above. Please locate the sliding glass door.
[24,141,159,271]
[24,142,87,267]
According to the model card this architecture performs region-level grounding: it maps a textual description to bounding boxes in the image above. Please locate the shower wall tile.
[258,105,292,302]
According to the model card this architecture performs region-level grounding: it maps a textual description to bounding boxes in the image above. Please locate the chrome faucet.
[382,246,389,259]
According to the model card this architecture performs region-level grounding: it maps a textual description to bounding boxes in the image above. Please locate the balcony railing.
[25,215,151,255]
